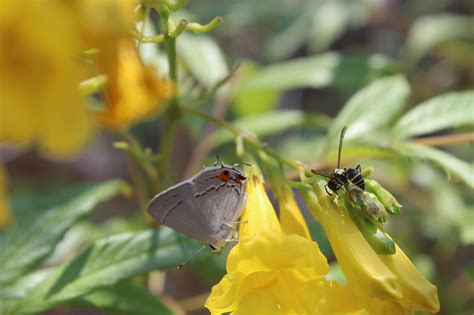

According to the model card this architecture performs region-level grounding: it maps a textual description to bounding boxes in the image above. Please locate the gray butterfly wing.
[193,166,246,246]
[147,181,215,244]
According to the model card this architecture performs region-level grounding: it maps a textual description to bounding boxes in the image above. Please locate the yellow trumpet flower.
[303,181,440,314]
[95,39,174,130]
[0,1,94,158]
[206,166,364,314]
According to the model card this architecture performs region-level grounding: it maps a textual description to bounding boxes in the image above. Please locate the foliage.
[1,0,473,314]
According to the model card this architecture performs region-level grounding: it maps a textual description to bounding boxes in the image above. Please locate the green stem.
[124,151,149,211]
[181,106,303,170]
[157,4,180,186]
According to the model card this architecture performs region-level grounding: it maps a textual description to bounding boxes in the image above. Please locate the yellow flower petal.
[239,166,281,237]
[95,39,173,129]
[380,245,440,312]
[227,231,328,276]
[0,1,94,158]
[277,184,312,239]
[205,272,245,313]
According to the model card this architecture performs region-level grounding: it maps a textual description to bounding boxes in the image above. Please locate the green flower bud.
[366,179,402,215]
[344,197,396,255]
[362,192,388,224]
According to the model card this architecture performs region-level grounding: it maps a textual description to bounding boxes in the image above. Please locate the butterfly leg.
[225,233,239,243]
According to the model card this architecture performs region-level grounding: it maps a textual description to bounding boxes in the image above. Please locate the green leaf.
[235,53,397,94]
[394,143,474,189]
[405,14,474,63]
[209,110,331,147]
[233,61,281,117]
[77,281,172,315]
[393,91,474,139]
[459,208,474,245]
[264,11,313,61]
[10,228,203,314]
[325,75,410,152]
[0,180,129,287]
[177,33,228,87]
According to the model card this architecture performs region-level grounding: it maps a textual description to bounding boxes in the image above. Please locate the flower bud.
[366,179,402,215]
[344,197,395,255]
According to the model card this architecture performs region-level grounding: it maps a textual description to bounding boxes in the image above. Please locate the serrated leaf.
[0,180,129,287]
[10,228,203,314]
[394,143,473,189]
[405,14,474,62]
[77,281,173,315]
[210,110,331,147]
[177,33,228,87]
[235,53,397,93]
[393,91,474,139]
[325,75,410,153]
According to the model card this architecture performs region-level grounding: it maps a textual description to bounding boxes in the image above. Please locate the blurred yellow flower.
[0,165,12,228]
[74,0,174,129]
[0,0,165,152]
[76,0,136,43]
[303,181,440,314]
[206,167,364,315]
[0,1,94,158]
[95,39,174,130]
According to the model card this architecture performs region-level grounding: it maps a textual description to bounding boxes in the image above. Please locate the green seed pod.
[365,179,402,215]
[344,197,396,255]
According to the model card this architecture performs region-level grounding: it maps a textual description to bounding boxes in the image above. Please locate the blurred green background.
[3,0,473,314]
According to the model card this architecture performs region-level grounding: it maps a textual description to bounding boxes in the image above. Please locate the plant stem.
[124,151,149,211]
[158,4,180,186]
[181,106,303,170]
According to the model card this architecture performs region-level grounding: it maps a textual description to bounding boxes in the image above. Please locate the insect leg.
[356,164,361,172]
[325,185,333,196]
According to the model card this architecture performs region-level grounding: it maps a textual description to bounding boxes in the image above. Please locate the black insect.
[311,126,365,197]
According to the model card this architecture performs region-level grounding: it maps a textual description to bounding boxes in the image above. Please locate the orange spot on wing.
[216,171,231,182]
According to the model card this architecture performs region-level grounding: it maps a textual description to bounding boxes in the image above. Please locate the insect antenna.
[177,245,208,269]
[214,154,224,167]
[337,126,348,169]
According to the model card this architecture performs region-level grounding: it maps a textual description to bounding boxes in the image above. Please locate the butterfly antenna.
[337,126,347,169]
[177,245,207,269]
[214,155,220,167]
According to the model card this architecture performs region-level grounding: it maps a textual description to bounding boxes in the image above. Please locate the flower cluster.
[206,165,440,315]
[206,166,365,314]
[0,0,173,226]
[0,0,172,158]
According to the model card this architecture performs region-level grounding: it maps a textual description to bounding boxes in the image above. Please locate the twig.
[183,66,239,178]
[410,132,474,147]
[181,106,303,170]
